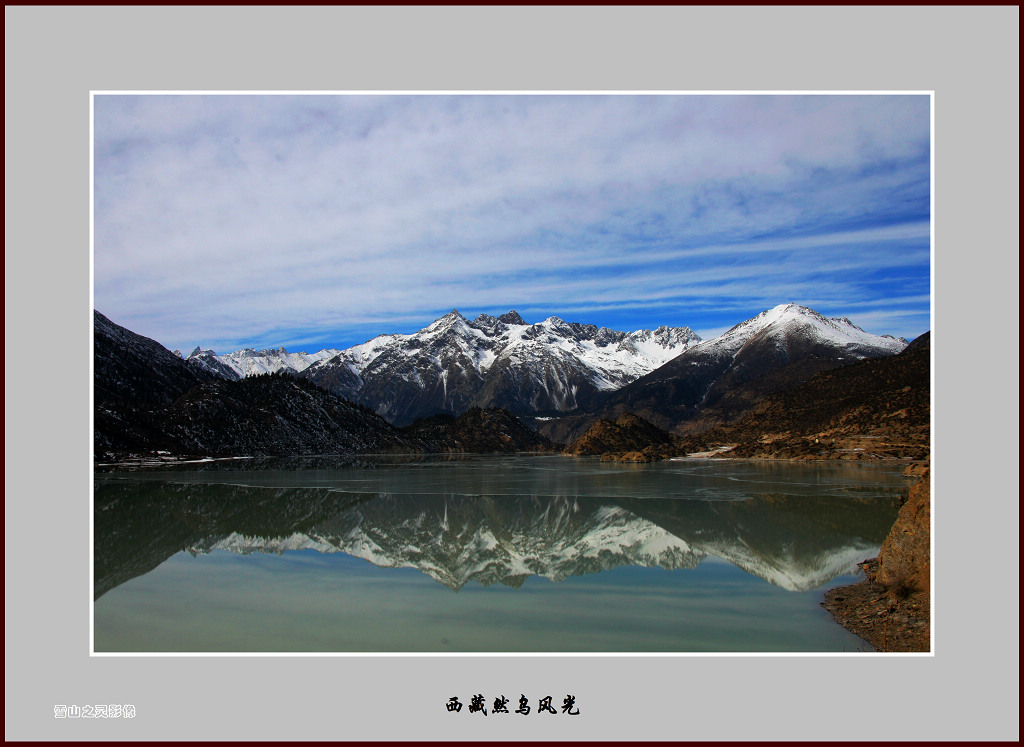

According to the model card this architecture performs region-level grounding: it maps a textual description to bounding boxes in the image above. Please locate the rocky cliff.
[822,468,931,652]
[876,470,931,595]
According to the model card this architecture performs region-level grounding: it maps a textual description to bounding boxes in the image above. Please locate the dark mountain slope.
[95,310,220,454]
[669,356,860,435]
[94,312,425,459]
[402,407,558,453]
[94,310,214,408]
[152,373,426,457]
[680,332,930,460]
[901,330,930,354]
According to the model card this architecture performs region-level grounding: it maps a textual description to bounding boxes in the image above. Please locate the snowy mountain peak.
[771,302,801,313]
[467,314,507,337]
[498,310,526,325]
[242,346,290,358]
[468,311,528,336]
[751,302,814,327]
[692,303,907,363]
[634,325,700,345]
[425,309,468,333]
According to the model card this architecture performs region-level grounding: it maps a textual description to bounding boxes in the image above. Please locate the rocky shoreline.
[822,467,931,652]
[822,559,930,652]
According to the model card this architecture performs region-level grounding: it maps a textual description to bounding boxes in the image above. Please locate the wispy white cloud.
[93,94,931,351]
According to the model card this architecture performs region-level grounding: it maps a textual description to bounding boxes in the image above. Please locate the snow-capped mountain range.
[185,309,701,425]
[180,304,906,427]
[183,345,341,379]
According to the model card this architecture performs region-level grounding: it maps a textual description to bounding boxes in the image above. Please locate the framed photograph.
[90,91,932,658]
[6,5,1019,743]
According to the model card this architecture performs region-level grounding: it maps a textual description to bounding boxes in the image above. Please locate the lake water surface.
[93,455,909,653]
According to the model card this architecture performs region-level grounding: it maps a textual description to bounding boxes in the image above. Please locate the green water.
[93,455,908,652]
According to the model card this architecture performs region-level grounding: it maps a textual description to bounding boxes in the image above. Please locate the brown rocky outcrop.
[876,468,931,595]
[563,412,674,457]
[822,469,931,652]
[902,461,930,478]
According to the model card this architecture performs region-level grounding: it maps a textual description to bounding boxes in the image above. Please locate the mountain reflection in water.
[94,456,902,599]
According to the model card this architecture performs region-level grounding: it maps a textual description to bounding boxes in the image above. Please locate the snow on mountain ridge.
[186,345,341,379]
[691,303,907,359]
[189,310,702,422]
[190,310,699,382]
[182,304,902,424]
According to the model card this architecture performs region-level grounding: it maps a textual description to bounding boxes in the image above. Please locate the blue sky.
[93,94,931,353]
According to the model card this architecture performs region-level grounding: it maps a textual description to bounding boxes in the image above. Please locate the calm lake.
[93,455,909,653]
